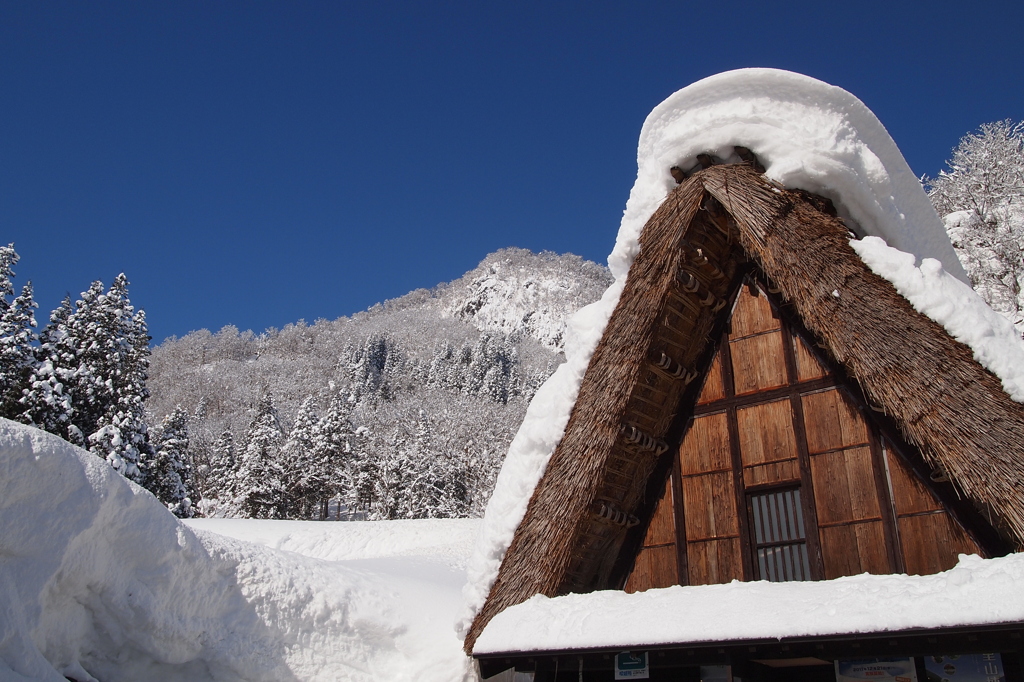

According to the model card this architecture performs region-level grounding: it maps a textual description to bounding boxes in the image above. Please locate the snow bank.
[0,419,474,682]
[460,68,1022,640]
[475,553,1024,653]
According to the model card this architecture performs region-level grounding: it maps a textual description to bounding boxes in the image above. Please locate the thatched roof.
[464,162,1024,653]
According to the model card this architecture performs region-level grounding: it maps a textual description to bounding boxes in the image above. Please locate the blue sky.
[2,1,1022,344]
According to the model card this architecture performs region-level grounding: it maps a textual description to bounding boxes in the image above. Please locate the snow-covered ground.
[475,553,1024,653]
[0,419,477,682]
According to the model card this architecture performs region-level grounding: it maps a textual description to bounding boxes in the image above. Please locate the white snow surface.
[475,553,1024,653]
[459,68,1021,641]
[0,418,476,682]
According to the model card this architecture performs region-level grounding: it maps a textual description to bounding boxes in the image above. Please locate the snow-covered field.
[0,419,478,682]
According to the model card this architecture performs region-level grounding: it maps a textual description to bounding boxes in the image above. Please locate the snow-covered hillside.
[146,248,610,520]
[0,418,477,682]
[445,249,612,350]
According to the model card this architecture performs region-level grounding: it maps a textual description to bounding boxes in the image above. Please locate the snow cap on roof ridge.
[610,67,967,282]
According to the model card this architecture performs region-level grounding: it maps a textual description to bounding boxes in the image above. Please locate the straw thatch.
[464,163,1024,653]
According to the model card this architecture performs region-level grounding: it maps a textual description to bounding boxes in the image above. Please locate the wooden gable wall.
[624,281,983,593]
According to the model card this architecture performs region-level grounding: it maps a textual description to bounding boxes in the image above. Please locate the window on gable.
[748,487,812,582]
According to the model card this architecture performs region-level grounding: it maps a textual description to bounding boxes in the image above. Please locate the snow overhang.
[474,553,1024,656]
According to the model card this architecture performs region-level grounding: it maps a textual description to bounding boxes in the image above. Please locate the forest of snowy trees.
[145,248,612,520]
[0,248,198,516]
[2,119,1022,522]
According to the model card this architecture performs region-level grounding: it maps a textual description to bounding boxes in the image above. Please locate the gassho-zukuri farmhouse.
[459,69,1024,682]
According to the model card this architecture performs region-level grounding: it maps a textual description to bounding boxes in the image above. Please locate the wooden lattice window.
[748,487,812,582]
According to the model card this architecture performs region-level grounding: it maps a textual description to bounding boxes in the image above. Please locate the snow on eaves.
[460,68,1024,639]
[475,553,1024,653]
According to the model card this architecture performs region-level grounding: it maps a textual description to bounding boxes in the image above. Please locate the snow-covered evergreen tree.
[309,391,357,519]
[207,430,236,494]
[281,395,319,518]
[197,429,237,517]
[237,394,287,519]
[85,276,152,483]
[0,243,18,312]
[0,282,37,419]
[57,281,108,446]
[348,426,375,517]
[145,407,197,517]
[20,296,74,436]
[927,119,1024,334]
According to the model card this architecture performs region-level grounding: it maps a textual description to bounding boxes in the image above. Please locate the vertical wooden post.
[779,320,826,581]
[718,335,754,581]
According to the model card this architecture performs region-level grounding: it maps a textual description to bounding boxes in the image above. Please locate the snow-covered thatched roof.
[460,68,1024,653]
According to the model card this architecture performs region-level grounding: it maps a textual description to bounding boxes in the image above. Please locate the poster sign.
[614,652,649,680]
[701,665,733,682]
[836,657,918,682]
[923,654,1005,682]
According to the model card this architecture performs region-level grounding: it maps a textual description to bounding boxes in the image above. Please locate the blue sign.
[615,652,650,680]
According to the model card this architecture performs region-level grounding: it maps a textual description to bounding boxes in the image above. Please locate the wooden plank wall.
[883,440,981,575]
[801,387,893,578]
[623,283,985,593]
[624,476,679,592]
[678,410,743,584]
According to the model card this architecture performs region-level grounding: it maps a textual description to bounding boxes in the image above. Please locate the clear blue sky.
[3,1,1022,343]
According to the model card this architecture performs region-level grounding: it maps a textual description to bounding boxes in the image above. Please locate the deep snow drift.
[459,68,1024,639]
[0,419,476,682]
[475,553,1024,652]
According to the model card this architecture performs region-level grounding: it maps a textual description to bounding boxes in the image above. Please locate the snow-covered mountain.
[444,249,612,350]
[147,248,611,519]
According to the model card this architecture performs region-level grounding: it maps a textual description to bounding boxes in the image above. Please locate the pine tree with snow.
[348,426,375,517]
[56,281,110,446]
[281,395,319,518]
[85,276,153,483]
[237,393,287,519]
[0,243,18,313]
[207,430,237,496]
[927,119,1024,334]
[408,410,469,519]
[197,429,238,517]
[20,296,74,436]
[309,391,357,519]
[145,407,197,517]
[0,282,38,419]
[427,340,456,389]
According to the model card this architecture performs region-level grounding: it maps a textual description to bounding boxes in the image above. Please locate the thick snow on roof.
[459,68,1024,639]
[608,68,967,283]
[0,419,476,682]
[475,553,1024,654]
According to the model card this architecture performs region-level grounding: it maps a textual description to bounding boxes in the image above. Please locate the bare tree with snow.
[927,119,1024,334]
